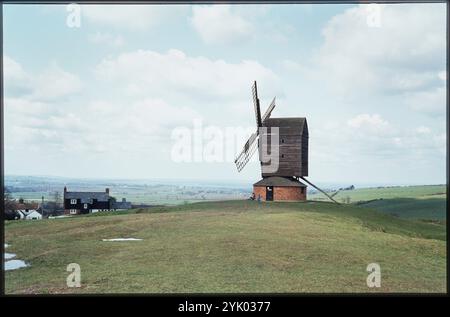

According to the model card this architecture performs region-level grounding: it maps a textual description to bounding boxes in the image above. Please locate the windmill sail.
[234,132,259,172]
[262,97,276,122]
[252,81,262,128]
[235,81,276,173]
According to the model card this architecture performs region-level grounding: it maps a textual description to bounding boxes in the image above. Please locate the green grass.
[357,198,446,221]
[309,185,446,221]
[5,200,446,294]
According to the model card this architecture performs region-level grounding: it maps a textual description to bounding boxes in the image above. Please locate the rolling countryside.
[5,185,446,294]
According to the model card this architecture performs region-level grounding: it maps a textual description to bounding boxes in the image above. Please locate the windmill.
[234,81,338,203]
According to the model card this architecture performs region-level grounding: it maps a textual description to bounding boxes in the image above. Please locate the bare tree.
[52,191,61,213]
[4,189,16,211]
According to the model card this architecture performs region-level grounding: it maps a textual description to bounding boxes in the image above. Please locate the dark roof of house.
[64,191,110,203]
[253,176,306,187]
[15,203,39,210]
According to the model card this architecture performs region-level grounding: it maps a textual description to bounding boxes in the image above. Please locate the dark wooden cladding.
[301,133,308,175]
[259,117,308,177]
[260,134,301,145]
[260,126,303,135]
[261,161,304,175]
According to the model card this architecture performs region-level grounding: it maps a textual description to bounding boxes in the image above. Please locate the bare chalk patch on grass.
[4,243,29,271]
[5,260,28,271]
[5,253,16,260]
[102,238,143,242]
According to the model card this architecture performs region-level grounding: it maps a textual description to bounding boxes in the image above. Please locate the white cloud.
[347,114,390,134]
[94,48,279,101]
[310,113,445,184]
[4,56,29,83]
[4,56,82,101]
[191,5,254,44]
[82,5,185,30]
[281,59,305,73]
[88,32,124,47]
[4,98,51,118]
[5,50,278,169]
[416,126,431,134]
[4,56,32,95]
[405,86,445,116]
[4,93,202,156]
[87,98,201,142]
[31,65,82,101]
[316,3,446,109]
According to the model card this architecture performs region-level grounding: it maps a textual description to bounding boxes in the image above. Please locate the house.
[5,202,41,220]
[18,209,42,220]
[15,203,42,220]
[63,187,131,215]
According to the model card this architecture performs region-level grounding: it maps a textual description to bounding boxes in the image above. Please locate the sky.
[3,3,447,185]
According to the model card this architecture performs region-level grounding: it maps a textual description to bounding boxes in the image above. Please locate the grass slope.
[357,198,446,221]
[5,200,446,294]
[309,185,446,221]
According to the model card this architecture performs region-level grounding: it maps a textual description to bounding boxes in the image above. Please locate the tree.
[4,189,16,211]
[52,191,61,213]
[109,196,117,211]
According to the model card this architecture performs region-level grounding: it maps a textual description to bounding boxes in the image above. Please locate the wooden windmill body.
[234,81,308,201]
[235,81,337,203]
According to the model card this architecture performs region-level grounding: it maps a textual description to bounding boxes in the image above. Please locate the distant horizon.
[4,173,446,189]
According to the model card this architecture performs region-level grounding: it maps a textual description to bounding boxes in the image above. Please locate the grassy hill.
[308,185,446,221]
[4,200,446,294]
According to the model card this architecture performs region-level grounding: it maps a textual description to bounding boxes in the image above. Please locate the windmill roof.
[253,177,306,187]
[264,117,307,128]
[263,117,308,135]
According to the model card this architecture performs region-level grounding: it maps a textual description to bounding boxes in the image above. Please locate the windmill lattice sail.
[235,132,259,172]
[235,81,277,173]
[252,81,262,128]
[262,97,276,122]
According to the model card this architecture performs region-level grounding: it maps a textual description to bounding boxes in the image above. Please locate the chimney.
[106,188,110,195]
[64,186,67,193]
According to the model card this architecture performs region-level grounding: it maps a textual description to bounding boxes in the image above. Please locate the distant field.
[9,189,250,205]
[5,200,446,294]
[309,185,446,221]
[10,184,446,221]
[308,185,446,201]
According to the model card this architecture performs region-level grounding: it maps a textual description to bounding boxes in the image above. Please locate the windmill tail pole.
[330,189,341,198]
[300,177,340,204]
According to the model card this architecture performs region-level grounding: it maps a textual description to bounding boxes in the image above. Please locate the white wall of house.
[17,210,42,220]
[26,211,42,220]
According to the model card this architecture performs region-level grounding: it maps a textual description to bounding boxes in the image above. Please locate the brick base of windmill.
[253,176,306,201]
